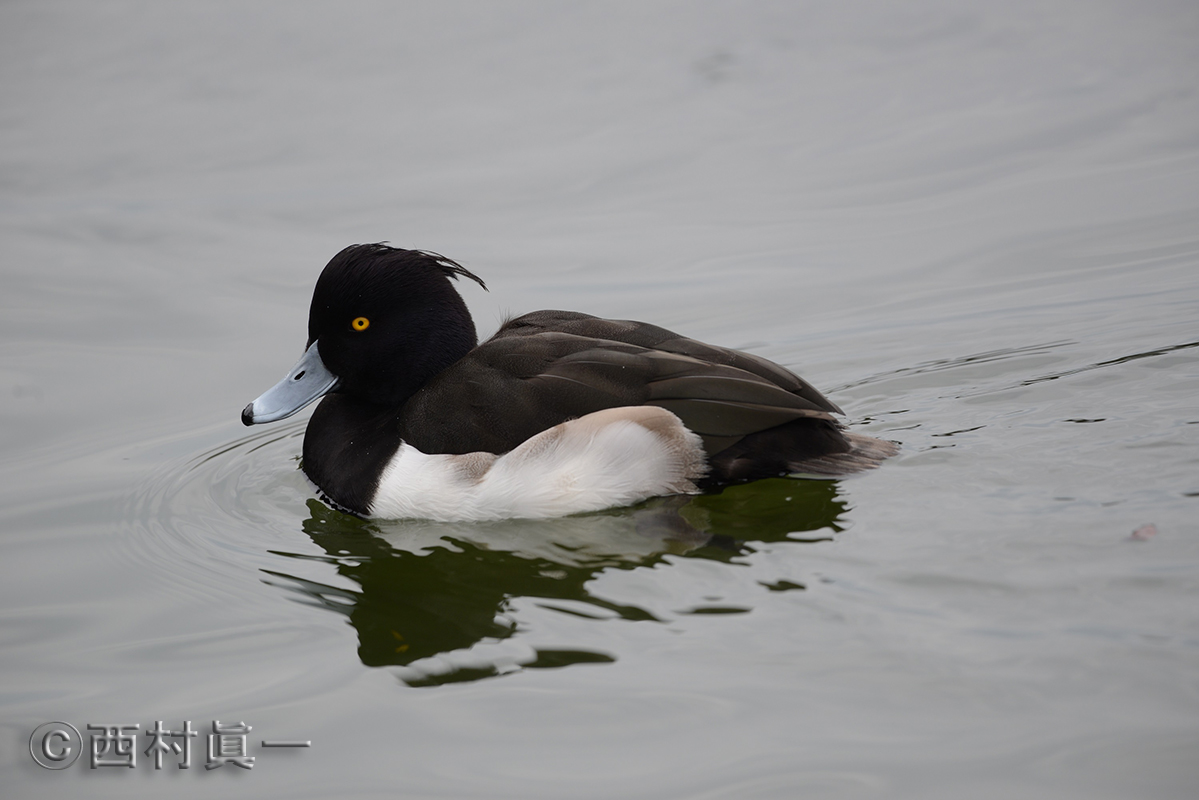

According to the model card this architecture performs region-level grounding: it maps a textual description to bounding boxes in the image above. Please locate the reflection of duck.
[243,244,896,519]
[265,480,845,685]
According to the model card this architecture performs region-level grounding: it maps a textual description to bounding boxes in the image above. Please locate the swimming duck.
[242,244,897,520]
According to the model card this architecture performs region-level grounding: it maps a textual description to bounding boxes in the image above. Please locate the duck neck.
[376,298,480,407]
[392,325,476,405]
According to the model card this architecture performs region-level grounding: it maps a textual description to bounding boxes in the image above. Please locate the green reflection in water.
[264,478,845,686]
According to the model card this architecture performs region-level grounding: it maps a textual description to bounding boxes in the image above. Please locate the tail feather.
[785,432,899,477]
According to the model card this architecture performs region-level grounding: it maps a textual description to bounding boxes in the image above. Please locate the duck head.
[242,243,486,425]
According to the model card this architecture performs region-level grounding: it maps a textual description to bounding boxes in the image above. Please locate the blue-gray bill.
[242,341,340,425]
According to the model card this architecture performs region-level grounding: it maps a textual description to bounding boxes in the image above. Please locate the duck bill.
[242,341,341,425]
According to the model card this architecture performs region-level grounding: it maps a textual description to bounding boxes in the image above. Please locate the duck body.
[243,244,896,520]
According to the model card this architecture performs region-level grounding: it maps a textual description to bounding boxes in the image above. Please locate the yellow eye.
[351,316,370,332]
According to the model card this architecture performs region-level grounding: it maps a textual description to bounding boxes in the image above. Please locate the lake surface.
[3,2,1198,798]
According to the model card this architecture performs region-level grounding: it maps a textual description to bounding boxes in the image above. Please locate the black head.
[307,243,487,406]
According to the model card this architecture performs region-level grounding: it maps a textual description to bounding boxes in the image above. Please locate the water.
[3,1,1198,797]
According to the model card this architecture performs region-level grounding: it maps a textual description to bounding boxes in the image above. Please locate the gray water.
[3,2,1198,798]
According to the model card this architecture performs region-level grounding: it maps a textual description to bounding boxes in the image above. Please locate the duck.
[242,243,897,521]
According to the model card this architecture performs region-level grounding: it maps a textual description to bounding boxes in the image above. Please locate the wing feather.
[398,313,842,458]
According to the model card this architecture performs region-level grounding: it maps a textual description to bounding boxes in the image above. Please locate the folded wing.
[398,311,844,463]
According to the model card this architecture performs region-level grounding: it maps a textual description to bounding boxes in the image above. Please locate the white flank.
[369,406,707,521]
